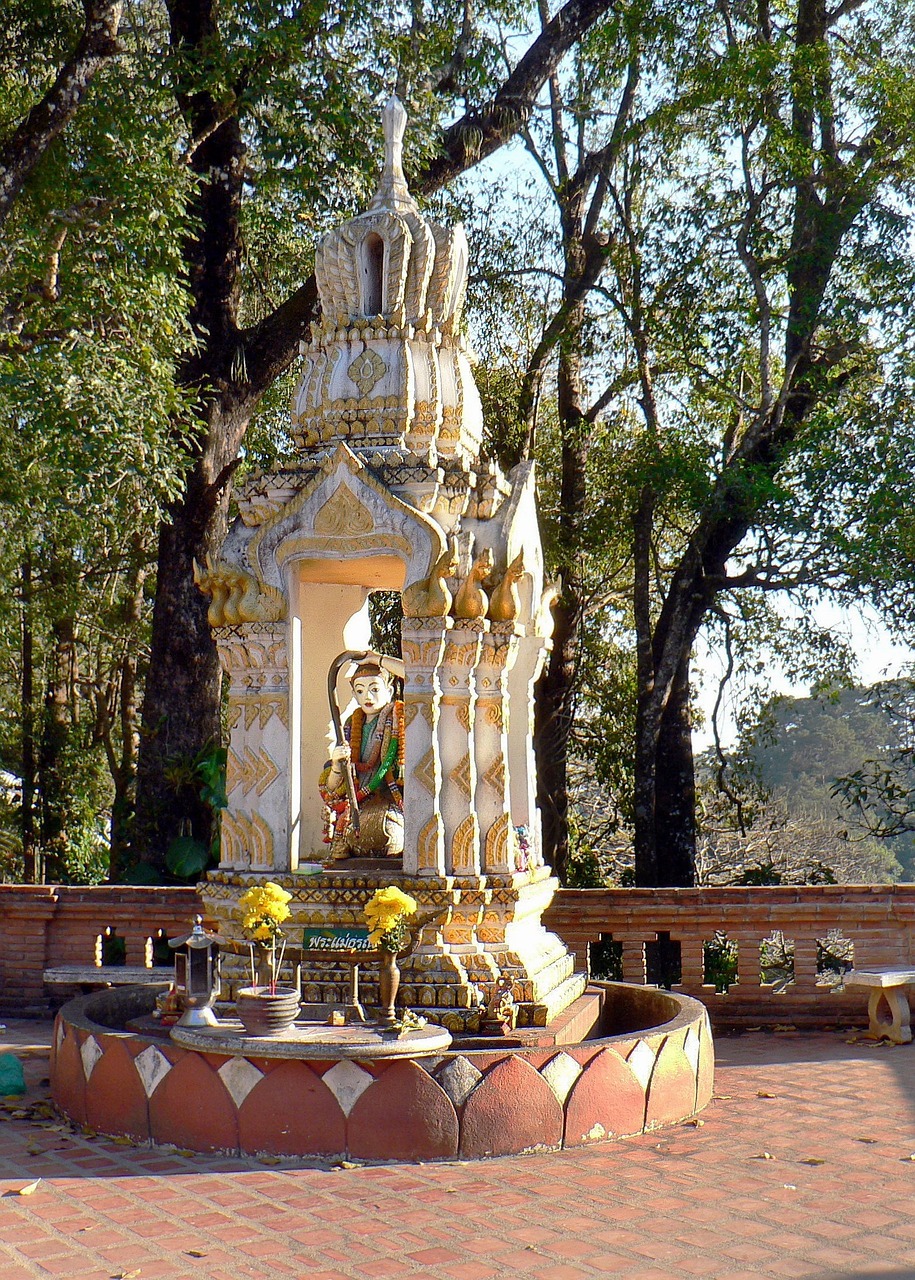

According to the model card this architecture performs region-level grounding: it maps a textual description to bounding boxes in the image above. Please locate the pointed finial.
[369,95,417,213]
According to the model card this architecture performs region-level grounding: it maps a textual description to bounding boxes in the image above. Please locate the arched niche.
[288,554,406,861]
[361,232,385,315]
[250,445,445,864]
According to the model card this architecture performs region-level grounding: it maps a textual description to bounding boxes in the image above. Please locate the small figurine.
[454,547,494,619]
[320,654,405,860]
[402,539,459,617]
[480,974,517,1034]
[488,550,524,622]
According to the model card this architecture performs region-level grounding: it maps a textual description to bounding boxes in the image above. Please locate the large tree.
[627,0,915,883]
[469,0,915,885]
[0,0,192,881]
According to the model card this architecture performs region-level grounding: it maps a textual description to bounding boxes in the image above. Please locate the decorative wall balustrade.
[544,885,915,1028]
[4,882,914,1027]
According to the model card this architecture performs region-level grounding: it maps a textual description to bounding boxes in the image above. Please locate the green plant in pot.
[235,881,299,1035]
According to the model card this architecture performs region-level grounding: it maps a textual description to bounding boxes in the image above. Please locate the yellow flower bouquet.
[239,881,292,993]
[364,885,417,954]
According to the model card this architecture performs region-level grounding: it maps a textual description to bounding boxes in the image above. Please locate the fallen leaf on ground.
[900,1154,915,1162]
[752,1152,773,1160]
[783,1183,797,1190]
[114,1270,141,1279]
[683,1118,704,1127]
[856,1137,878,1144]
[800,1158,826,1166]
[757,1090,777,1098]
[185,1250,207,1258]
[14,1179,40,1195]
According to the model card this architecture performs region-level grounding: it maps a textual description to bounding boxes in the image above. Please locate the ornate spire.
[368,95,417,214]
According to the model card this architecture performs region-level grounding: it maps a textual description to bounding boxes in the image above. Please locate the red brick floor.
[1,1020,914,1278]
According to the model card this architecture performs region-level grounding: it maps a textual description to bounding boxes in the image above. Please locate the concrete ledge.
[43,966,172,987]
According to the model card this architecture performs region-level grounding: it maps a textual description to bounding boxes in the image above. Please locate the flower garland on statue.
[363,886,417,953]
[321,700,405,842]
[238,881,292,994]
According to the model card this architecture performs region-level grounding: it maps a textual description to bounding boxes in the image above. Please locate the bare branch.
[417,0,617,194]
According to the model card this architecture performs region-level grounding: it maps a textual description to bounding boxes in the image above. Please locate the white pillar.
[401,617,449,876]
[437,623,484,875]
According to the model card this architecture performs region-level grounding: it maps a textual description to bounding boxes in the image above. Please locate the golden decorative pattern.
[226,746,280,797]
[238,696,288,730]
[221,810,275,869]
[481,754,506,796]
[449,753,473,798]
[413,748,438,794]
[484,813,511,871]
[450,815,478,873]
[313,485,374,536]
[347,347,387,395]
[417,816,441,870]
[485,702,504,731]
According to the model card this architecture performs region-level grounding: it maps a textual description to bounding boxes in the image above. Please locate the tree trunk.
[536,589,578,883]
[536,277,589,880]
[39,612,77,882]
[134,484,228,867]
[20,556,38,883]
[653,652,696,886]
[107,567,144,880]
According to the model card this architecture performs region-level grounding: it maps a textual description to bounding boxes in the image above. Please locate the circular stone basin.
[50,982,713,1162]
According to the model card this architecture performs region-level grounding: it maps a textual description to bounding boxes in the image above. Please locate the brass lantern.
[169,916,221,1027]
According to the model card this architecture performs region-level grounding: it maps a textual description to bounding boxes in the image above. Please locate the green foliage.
[165,835,211,880]
[704,931,738,994]
[161,742,227,880]
[589,935,623,981]
[368,591,403,660]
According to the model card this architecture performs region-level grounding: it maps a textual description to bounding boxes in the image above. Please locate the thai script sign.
[302,927,373,952]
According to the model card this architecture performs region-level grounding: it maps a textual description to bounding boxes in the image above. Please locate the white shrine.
[198,98,585,1028]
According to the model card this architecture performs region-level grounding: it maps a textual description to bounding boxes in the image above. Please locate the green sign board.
[302,926,374,953]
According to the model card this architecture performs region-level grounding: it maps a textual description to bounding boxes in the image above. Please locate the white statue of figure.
[320,657,405,860]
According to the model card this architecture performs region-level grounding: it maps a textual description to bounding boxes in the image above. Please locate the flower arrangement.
[364,885,417,954]
[239,881,292,993]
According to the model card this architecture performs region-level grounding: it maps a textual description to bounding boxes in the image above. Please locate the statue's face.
[352,675,392,716]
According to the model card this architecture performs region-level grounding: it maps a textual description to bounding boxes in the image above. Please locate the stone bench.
[43,966,171,990]
[845,968,915,1044]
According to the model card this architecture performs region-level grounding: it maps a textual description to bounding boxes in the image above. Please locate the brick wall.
[3,882,913,1026]
[544,885,915,1029]
[0,885,203,1017]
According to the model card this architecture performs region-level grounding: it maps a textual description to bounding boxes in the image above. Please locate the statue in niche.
[320,655,405,860]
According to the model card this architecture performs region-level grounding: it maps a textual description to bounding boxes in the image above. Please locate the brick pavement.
[1,1020,914,1279]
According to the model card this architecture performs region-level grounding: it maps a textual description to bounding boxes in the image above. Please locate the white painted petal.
[218,1057,264,1109]
[134,1045,172,1098]
[541,1052,582,1104]
[322,1060,373,1117]
[435,1056,482,1108]
[80,1036,102,1081]
[627,1040,656,1089]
